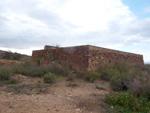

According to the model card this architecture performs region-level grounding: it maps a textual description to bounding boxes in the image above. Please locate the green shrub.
[0,66,13,81]
[12,65,42,77]
[100,68,120,81]
[12,64,69,77]
[13,65,49,77]
[99,63,134,81]
[24,66,46,77]
[114,63,133,74]
[49,65,69,76]
[135,65,150,73]
[110,73,129,91]
[106,93,150,113]
[7,79,18,84]
[12,65,27,75]
[84,72,101,82]
[109,64,145,91]
[22,59,31,67]
[43,72,56,84]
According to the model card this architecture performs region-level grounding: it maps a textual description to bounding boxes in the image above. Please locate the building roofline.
[34,45,143,56]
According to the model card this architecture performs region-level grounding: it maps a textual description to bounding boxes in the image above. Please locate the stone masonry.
[31,45,144,72]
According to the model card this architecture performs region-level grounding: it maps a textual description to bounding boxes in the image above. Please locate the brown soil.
[0,75,111,113]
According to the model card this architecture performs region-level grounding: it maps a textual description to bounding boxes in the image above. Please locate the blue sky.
[121,0,150,62]
[0,0,150,63]
[122,0,150,18]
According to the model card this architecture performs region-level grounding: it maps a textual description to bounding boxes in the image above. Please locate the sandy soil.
[0,75,111,113]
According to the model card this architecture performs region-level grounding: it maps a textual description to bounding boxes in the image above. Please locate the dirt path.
[0,75,110,113]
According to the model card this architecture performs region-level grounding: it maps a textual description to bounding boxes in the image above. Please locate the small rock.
[58,95,62,98]
[55,109,60,111]
[75,108,80,112]
[67,97,71,100]
[68,94,73,97]
[47,108,51,110]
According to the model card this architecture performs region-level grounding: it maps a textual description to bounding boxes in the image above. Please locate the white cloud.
[0,0,150,62]
[57,0,134,32]
[0,46,42,55]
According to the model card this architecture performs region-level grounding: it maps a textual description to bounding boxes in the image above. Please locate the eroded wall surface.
[31,45,144,72]
[31,46,89,72]
[87,46,144,72]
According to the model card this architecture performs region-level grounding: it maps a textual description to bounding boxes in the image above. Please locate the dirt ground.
[0,75,111,113]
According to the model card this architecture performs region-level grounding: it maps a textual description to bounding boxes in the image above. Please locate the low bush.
[43,72,56,84]
[114,63,131,73]
[110,73,129,91]
[98,63,149,93]
[84,72,101,82]
[12,65,45,77]
[7,79,18,84]
[48,64,69,76]
[136,65,150,73]
[128,71,150,99]
[22,59,31,67]
[24,66,46,77]
[12,63,69,77]
[102,64,150,112]
[0,66,13,81]
[100,68,120,81]
[98,63,132,80]
[106,93,150,113]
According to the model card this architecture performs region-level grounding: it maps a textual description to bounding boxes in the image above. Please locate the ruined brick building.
[31,45,144,72]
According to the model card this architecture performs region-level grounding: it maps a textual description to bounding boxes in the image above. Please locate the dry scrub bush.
[12,63,69,77]
[110,73,129,91]
[0,66,13,80]
[128,71,150,99]
[103,64,150,113]
[109,64,150,99]
[100,68,120,81]
[84,72,101,82]
[43,72,56,84]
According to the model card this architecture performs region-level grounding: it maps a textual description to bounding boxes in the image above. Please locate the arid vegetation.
[98,63,150,113]
[78,63,150,112]
[0,57,150,112]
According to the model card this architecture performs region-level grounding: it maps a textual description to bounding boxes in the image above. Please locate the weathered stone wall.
[31,50,47,65]
[31,46,89,72]
[44,45,57,50]
[87,46,144,72]
[31,45,144,72]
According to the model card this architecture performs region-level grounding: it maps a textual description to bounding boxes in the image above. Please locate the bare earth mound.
[0,75,111,113]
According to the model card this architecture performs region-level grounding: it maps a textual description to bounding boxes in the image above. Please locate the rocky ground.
[0,75,111,113]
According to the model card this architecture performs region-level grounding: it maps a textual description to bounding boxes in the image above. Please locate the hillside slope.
[0,50,30,61]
